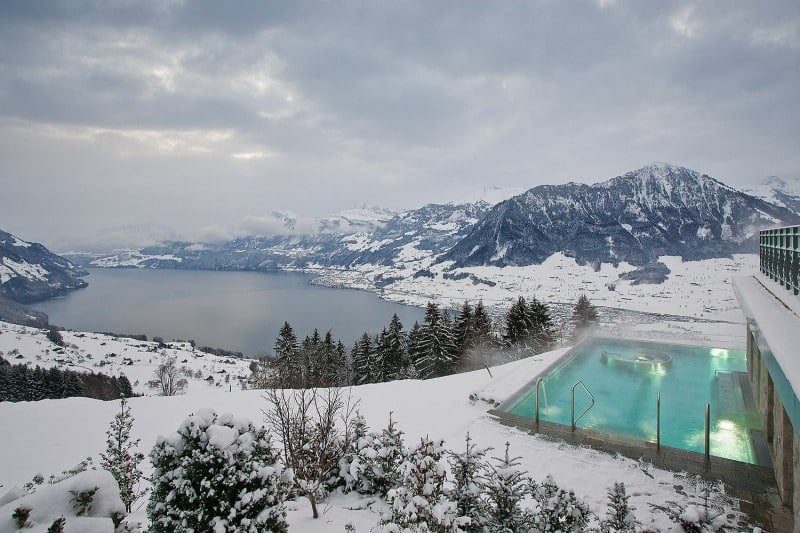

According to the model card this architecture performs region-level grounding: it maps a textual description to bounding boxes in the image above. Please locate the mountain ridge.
[0,229,89,304]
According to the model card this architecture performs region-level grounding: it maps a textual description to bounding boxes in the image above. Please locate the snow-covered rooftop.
[733,274,800,432]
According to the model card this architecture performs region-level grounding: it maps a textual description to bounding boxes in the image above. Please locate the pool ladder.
[533,379,596,430]
[570,380,595,430]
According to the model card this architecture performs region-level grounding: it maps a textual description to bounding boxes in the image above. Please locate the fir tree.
[448,432,490,531]
[530,475,591,532]
[601,482,639,532]
[274,321,301,387]
[100,397,144,513]
[471,300,492,341]
[406,321,424,378]
[385,314,407,381]
[503,296,531,346]
[483,442,533,532]
[370,412,406,496]
[453,301,474,358]
[380,436,463,532]
[417,302,457,378]
[527,297,556,353]
[352,332,373,385]
[371,328,391,383]
[571,293,599,341]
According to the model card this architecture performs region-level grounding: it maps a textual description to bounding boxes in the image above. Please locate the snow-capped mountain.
[69,164,799,286]
[69,194,516,272]
[443,163,800,268]
[0,229,88,303]
[317,205,397,234]
[742,176,800,216]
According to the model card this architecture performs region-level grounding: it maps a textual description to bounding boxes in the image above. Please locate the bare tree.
[262,387,358,519]
[153,357,187,396]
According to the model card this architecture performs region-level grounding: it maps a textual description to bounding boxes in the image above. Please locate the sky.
[1,1,798,251]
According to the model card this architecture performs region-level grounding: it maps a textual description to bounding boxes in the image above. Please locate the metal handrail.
[571,380,595,430]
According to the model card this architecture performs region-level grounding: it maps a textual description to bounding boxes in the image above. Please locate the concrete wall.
[747,325,799,531]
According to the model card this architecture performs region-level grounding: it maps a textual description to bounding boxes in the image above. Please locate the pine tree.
[370,412,406,496]
[503,296,531,346]
[385,314,407,381]
[448,433,490,532]
[274,322,301,387]
[571,294,599,341]
[380,436,462,531]
[527,297,555,353]
[453,301,474,359]
[483,442,533,532]
[417,302,457,378]
[406,321,424,378]
[100,397,144,513]
[530,475,591,532]
[601,482,638,532]
[371,328,391,383]
[352,332,373,385]
[471,300,492,342]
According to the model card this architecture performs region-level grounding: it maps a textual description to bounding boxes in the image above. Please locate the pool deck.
[490,403,793,530]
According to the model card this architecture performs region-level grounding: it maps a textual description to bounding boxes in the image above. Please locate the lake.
[31,268,426,357]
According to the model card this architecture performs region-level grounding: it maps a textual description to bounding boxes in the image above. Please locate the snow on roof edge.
[732,275,800,434]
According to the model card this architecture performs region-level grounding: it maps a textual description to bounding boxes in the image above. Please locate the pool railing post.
[656,392,661,451]
[704,403,710,462]
[571,385,575,431]
[535,378,541,425]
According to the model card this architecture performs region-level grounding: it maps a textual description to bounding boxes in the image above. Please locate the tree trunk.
[306,492,319,519]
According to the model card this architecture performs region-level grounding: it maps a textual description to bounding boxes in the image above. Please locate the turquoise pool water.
[507,338,763,464]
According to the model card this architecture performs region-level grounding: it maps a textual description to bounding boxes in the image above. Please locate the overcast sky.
[1,1,798,250]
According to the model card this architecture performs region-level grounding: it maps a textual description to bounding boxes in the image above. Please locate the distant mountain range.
[444,163,799,268]
[0,229,88,305]
[6,163,799,306]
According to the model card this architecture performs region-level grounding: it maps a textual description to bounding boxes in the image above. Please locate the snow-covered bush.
[0,470,125,532]
[341,412,406,497]
[601,482,638,532]
[147,409,293,533]
[379,436,468,532]
[530,474,591,532]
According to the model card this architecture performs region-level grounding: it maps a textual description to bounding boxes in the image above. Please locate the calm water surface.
[31,268,425,357]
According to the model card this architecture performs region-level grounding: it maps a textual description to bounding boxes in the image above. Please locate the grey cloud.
[0,0,798,249]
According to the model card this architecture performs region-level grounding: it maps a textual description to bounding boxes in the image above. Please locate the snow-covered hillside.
[0,229,88,303]
[0,321,255,395]
[0,342,747,531]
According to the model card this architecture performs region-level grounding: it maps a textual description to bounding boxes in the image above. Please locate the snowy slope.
[0,342,745,531]
[0,321,255,395]
[0,229,88,303]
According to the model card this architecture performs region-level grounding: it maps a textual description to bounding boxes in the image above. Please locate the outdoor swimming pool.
[504,337,764,464]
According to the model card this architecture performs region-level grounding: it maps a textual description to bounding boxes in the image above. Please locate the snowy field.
[1,341,747,531]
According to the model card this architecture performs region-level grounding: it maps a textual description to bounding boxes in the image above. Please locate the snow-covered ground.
[0,322,255,395]
[0,251,763,531]
[1,340,747,531]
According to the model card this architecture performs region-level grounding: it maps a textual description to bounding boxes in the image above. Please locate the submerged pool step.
[716,371,746,415]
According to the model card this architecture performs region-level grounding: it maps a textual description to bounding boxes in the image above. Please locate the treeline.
[0,356,133,402]
[262,300,496,388]
[263,295,591,389]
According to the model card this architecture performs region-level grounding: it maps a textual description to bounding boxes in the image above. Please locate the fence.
[760,225,800,296]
